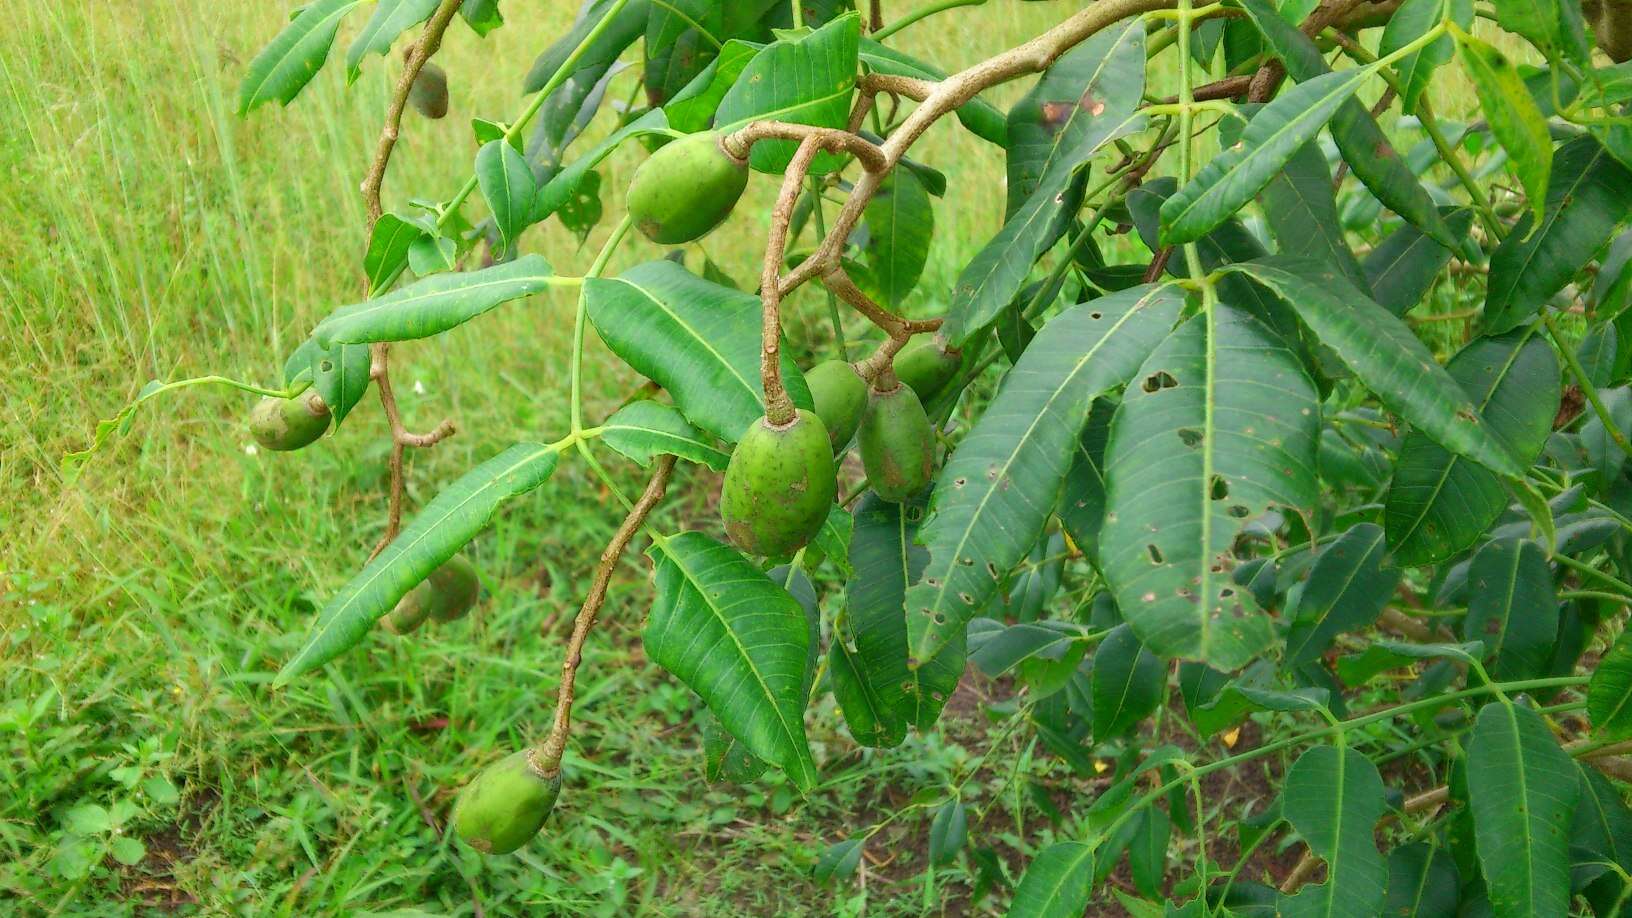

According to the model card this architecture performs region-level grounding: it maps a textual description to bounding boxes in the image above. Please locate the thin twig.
[358,0,464,558]
[368,343,457,560]
[533,455,677,775]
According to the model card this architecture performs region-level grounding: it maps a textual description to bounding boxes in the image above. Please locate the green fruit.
[858,383,935,502]
[805,360,868,451]
[452,750,563,855]
[721,410,837,556]
[249,392,331,451]
[381,554,480,633]
[892,335,962,403]
[626,131,749,244]
[408,62,449,119]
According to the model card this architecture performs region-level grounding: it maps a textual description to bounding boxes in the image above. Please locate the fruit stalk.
[532,455,677,776]
[758,134,826,426]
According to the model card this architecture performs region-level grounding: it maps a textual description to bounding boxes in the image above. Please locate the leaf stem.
[573,215,634,435]
[1095,674,1590,848]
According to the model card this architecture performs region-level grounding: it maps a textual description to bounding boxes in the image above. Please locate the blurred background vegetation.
[0,1,1523,914]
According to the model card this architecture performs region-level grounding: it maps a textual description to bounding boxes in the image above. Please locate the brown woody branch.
[532,455,677,776]
[358,0,463,559]
[859,72,937,102]
[722,121,889,173]
[820,266,941,383]
[771,0,1179,300]
[758,135,826,427]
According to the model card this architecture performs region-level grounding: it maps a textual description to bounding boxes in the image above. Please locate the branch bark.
[758,135,826,427]
[532,455,677,775]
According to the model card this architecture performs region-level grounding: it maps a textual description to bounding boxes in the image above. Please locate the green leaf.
[665,41,758,134]
[599,400,729,470]
[1381,0,1472,114]
[585,260,812,444]
[1279,745,1389,918]
[1057,400,1116,558]
[535,109,669,223]
[275,443,560,684]
[645,532,819,791]
[834,492,963,748]
[345,0,439,81]
[943,20,1147,343]
[929,800,968,866]
[715,13,859,173]
[1100,305,1321,669]
[906,285,1184,665]
[1255,139,1369,293]
[1465,701,1580,917]
[1090,623,1164,742]
[476,140,538,253]
[1129,807,1170,899]
[1190,679,1328,739]
[814,838,864,882]
[108,836,147,866]
[1007,841,1094,918]
[1238,0,1455,248]
[238,0,362,115]
[968,620,1080,677]
[1284,523,1400,668]
[1485,136,1632,335]
[1572,764,1632,881]
[363,212,429,292]
[643,0,722,104]
[1455,27,1552,227]
[1589,630,1632,740]
[1003,18,1147,214]
[701,708,769,783]
[523,0,649,94]
[284,336,373,426]
[1384,843,1460,918]
[1232,258,1529,480]
[460,0,502,34]
[863,169,934,308]
[1159,68,1368,245]
[314,254,556,345]
[1362,207,1473,316]
[1461,538,1558,680]
[1384,330,1558,565]
[1490,0,1567,57]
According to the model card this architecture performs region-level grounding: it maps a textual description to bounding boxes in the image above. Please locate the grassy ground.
[0,2,1078,915]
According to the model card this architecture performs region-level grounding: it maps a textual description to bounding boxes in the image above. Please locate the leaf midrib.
[655,536,813,782]
[282,442,555,679]
[916,289,1164,656]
